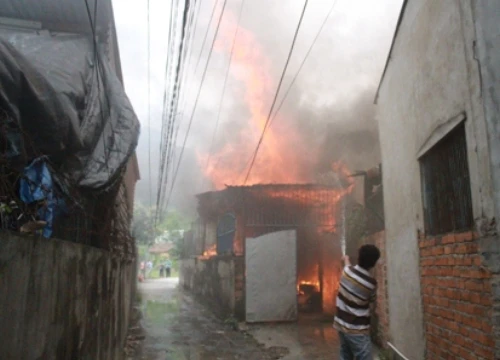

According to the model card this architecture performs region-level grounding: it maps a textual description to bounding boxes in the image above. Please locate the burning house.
[180,182,351,322]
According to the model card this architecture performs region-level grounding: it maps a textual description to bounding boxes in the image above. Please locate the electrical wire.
[174,0,221,149]
[147,0,153,208]
[203,0,246,185]
[269,0,338,124]
[158,0,216,213]
[162,0,199,197]
[163,0,229,211]
[156,0,181,212]
[158,0,196,216]
[243,0,310,184]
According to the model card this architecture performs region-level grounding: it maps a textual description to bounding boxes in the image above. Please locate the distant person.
[334,244,381,360]
[159,264,165,277]
[164,259,172,277]
[139,261,145,281]
[146,261,153,278]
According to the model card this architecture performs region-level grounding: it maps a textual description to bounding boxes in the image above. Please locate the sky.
[112,0,403,215]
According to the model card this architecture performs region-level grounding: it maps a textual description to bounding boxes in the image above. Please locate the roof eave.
[374,0,409,105]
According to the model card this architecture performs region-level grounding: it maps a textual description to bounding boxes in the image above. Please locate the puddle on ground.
[142,299,179,326]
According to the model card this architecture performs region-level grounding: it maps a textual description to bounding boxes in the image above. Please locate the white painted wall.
[375,0,493,357]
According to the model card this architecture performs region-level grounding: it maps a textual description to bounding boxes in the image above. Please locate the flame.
[199,244,217,259]
[297,281,320,295]
[198,11,316,189]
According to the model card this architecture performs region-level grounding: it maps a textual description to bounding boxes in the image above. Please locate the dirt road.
[130,278,287,360]
[129,278,380,360]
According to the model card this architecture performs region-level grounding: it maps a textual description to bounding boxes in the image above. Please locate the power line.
[194,0,221,72]
[269,0,338,124]
[147,0,153,208]
[156,0,181,213]
[162,0,201,199]
[175,0,221,141]
[164,0,229,211]
[243,0,310,184]
[158,0,197,216]
[203,0,246,184]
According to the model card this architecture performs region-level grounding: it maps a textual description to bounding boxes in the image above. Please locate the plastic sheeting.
[19,157,65,238]
[0,30,140,189]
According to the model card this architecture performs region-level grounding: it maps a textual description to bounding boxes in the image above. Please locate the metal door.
[245,230,297,322]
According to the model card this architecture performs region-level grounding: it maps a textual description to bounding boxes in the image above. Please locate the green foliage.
[131,204,159,245]
[132,203,191,260]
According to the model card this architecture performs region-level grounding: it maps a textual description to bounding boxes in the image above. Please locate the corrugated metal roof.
[0,0,112,28]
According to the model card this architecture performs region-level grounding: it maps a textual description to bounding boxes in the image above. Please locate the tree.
[131,204,191,258]
[156,210,191,259]
[131,204,159,245]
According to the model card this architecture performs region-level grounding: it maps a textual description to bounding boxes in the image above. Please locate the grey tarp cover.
[0,30,140,189]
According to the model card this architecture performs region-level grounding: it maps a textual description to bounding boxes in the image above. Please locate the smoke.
[115,0,403,217]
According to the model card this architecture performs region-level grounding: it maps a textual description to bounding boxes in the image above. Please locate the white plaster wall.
[376,0,492,357]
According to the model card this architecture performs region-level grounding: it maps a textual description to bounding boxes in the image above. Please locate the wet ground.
[129,278,288,360]
[129,278,380,360]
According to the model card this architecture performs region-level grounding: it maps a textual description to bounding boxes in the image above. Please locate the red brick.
[458,279,467,289]
[461,315,489,331]
[420,238,436,248]
[421,248,432,257]
[480,295,492,306]
[481,322,493,333]
[475,346,494,359]
[440,267,454,276]
[442,278,459,288]
[464,280,483,292]
[455,243,479,254]
[423,286,433,295]
[455,256,474,266]
[461,268,491,279]
[434,257,449,266]
[442,318,459,332]
[421,258,433,266]
[444,246,454,255]
[445,288,460,300]
[441,234,455,244]
[432,247,445,256]
[454,231,475,243]
[458,326,470,337]
[435,297,449,307]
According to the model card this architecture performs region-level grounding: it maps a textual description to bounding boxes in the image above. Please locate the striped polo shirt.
[333,265,377,334]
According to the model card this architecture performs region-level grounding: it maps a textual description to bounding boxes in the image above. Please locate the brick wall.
[419,231,495,359]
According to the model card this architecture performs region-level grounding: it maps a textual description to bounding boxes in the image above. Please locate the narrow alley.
[128,278,382,360]
[1,1,499,359]
[128,278,287,360]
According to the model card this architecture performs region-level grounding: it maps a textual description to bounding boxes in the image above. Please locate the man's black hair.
[358,244,381,270]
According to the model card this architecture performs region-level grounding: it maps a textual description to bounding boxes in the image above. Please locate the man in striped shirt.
[334,244,380,360]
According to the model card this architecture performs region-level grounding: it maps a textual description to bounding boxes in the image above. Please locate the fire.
[198,11,316,189]
[199,244,217,259]
[297,281,320,295]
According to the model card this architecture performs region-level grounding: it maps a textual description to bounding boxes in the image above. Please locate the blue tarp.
[19,157,61,238]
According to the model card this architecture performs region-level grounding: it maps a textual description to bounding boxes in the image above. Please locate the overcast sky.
[112,0,403,213]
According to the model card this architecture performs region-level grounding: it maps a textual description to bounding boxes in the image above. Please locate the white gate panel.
[245,230,297,323]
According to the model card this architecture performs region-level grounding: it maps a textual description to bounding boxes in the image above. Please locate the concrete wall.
[180,256,244,319]
[375,0,492,357]
[0,231,134,360]
[472,3,500,356]
[363,231,389,349]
